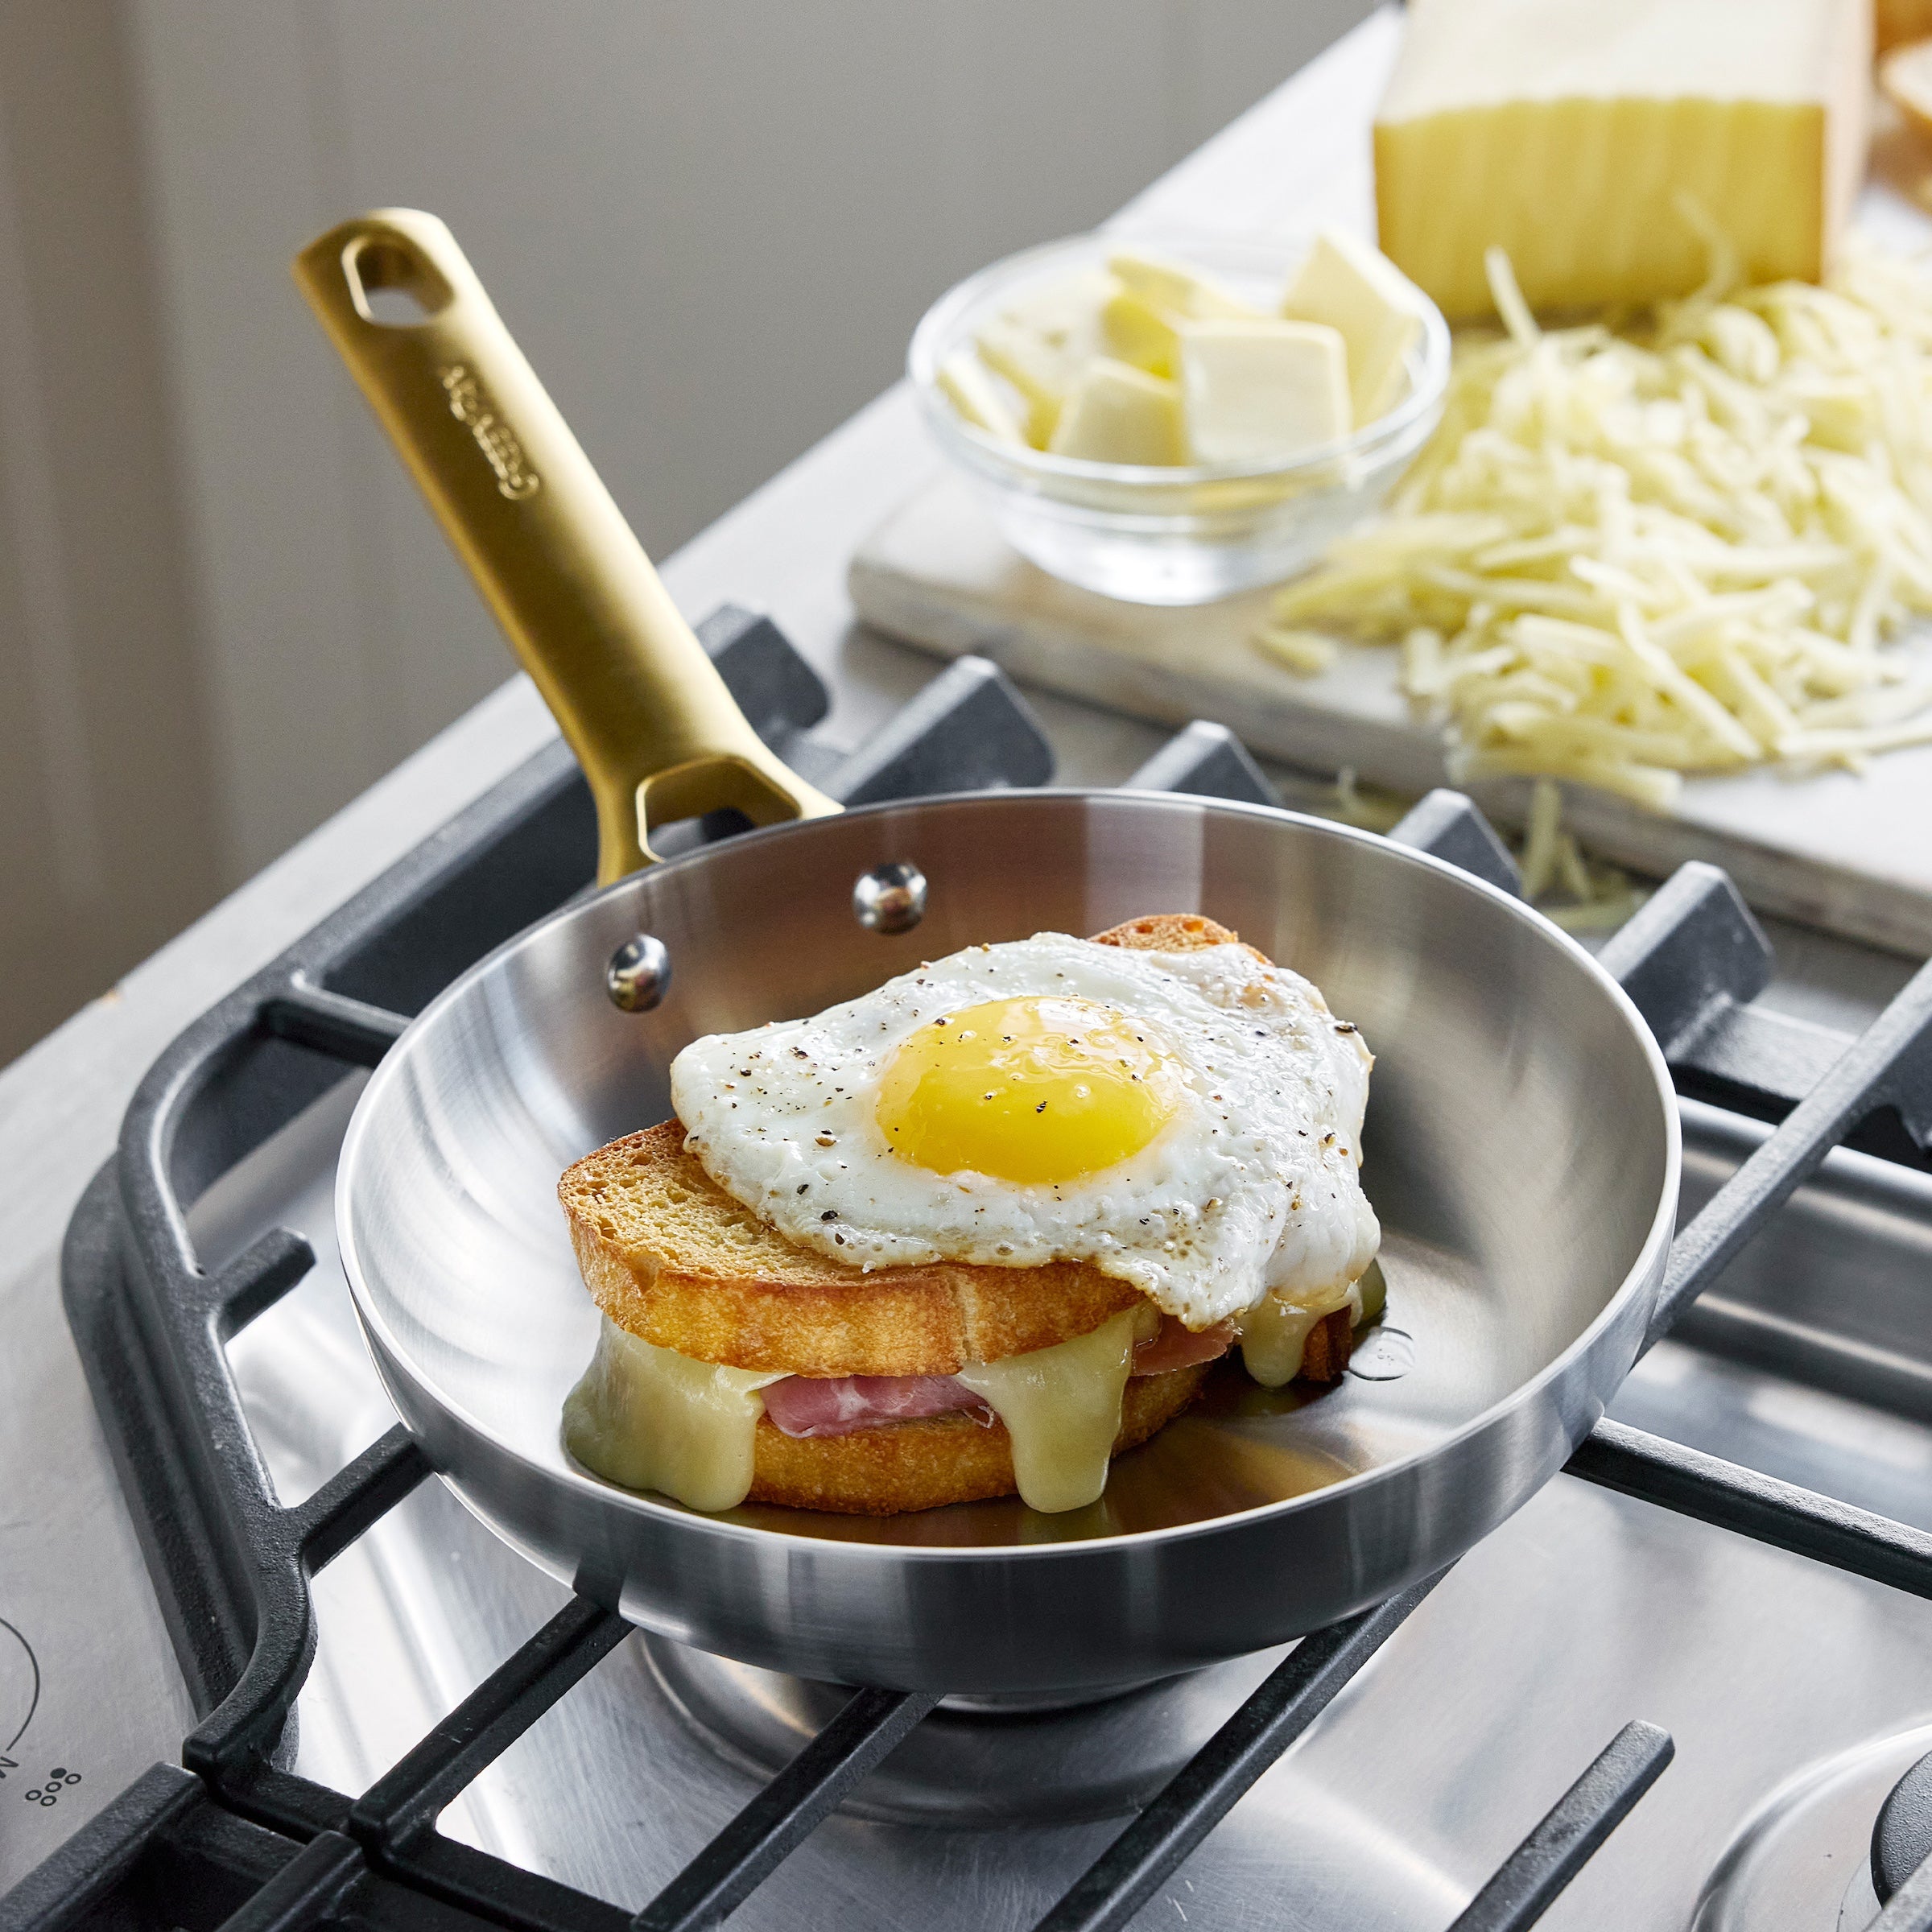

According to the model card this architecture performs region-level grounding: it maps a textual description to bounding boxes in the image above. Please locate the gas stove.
[7,606,1932,1932]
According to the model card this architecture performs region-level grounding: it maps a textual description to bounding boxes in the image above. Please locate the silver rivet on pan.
[853,861,927,935]
[605,934,671,1012]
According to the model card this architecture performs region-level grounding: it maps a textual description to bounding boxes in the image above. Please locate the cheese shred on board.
[1262,237,1932,811]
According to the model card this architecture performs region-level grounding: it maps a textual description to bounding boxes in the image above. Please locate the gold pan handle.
[292,208,838,884]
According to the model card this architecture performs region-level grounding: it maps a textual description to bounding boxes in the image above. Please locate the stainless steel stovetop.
[6,619,1932,1926]
[164,1067,1932,1931]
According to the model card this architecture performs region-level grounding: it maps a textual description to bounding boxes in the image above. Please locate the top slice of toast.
[559,914,1258,1378]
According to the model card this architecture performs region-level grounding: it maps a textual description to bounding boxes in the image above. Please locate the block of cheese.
[1374,0,1872,319]
[1048,358,1187,464]
[1178,320,1349,464]
[1280,231,1424,427]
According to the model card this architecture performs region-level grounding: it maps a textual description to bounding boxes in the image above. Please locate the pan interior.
[338,793,1672,1550]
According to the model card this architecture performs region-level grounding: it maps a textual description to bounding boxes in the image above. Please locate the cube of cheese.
[1280,231,1424,427]
[1108,249,1256,322]
[1099,288,1183,378]
[937,352,1026,444]
[975,274,1109,447]
[976,317,1076,447]
[1374,0,1871,319]
[1179,320,1349,465]
[1001,270,1114,349]
[1047,358,1186,465]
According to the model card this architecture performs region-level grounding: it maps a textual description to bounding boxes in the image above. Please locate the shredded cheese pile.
[1260,237,1932,811]
[1287,765,1641,934]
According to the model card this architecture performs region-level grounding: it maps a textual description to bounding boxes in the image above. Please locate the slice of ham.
[1133,1315,1236,1376]
[760,1313,1236,1440]
[762,1373,993,1440]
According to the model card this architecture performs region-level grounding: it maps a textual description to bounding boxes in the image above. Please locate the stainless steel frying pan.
[302,211,1680,1695]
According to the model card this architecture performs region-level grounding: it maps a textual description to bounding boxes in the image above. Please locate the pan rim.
[336,786,1680,1563]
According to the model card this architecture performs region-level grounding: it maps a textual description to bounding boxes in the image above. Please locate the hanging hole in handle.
[342,235,455,328]
[634,757,813,865]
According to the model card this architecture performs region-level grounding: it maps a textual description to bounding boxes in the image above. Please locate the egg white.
[668,933,1378,1329]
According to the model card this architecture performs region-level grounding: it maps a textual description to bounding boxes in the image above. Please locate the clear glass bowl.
[907,230,1450,606]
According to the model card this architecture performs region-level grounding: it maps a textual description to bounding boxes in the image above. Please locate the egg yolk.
[874,997,1180,1184]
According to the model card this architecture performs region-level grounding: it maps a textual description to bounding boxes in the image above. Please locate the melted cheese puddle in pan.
[563,1311,1148,1516]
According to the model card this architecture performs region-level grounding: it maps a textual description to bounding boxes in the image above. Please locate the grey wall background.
[0,0,1373,1065]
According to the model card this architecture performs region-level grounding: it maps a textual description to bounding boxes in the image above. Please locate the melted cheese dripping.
[568,1267,1385,1517]
[563,1318,783,1512]
[562,1309,1154,1517]
[1236,1278,1365,1389]
[955,1308,1141,1513]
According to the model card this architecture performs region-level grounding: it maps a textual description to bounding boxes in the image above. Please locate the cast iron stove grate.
[13,608,1932,1932]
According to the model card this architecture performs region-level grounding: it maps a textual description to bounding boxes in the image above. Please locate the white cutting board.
[848,468,1932,957]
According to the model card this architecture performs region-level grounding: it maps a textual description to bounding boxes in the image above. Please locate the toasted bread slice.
[563,1122,1145,1376]
[1090,912,1261,959]
[559,910,1352,1382]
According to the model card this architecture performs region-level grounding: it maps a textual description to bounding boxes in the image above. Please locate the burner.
[1687,1720,1932,1930]
[1872,1745,1932,1905]
[642,1632,1286,1824]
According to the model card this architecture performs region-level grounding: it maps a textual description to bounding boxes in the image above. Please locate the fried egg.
[668,932,1378,1330]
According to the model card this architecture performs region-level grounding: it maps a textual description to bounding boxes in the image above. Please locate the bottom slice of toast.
[746,1362,1212,1514]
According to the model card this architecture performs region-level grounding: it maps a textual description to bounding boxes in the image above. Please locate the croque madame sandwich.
[559,914,1380,1517]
